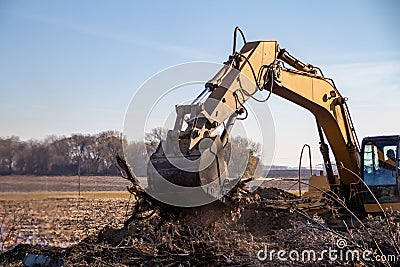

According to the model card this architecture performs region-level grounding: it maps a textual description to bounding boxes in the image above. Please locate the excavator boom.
[188,40,360,185]
[148,29,399,212]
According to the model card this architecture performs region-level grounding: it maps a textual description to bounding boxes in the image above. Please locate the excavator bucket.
[147,135,230,202]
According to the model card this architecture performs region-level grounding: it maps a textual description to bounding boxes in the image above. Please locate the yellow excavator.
[147,27,400,213]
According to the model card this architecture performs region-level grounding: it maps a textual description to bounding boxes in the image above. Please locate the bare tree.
[0,136,19,175]
[144,127,167,154]
[228,136,262,178]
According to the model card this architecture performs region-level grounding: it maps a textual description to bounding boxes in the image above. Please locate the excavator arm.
[148,33,361,201]
[187,40,360,186]
[147,29,400,211]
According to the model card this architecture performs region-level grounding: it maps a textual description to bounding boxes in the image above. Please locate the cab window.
[363,140,399,203]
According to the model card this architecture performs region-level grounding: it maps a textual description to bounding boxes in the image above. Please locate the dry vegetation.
[0,197,128,251]
[0,171,399,266]
[0,176,131,193]
[1,187,399,266]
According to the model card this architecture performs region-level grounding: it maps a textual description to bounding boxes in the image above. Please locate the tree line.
[0,131,124,176]
[0,128,261,177]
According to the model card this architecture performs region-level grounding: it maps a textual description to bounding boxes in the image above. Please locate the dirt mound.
[253,186,298,200]
[0,187,312,266]
[2,201,399,266]
[2,171,399,267]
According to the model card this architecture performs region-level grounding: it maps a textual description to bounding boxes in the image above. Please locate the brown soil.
[1,186,399,266]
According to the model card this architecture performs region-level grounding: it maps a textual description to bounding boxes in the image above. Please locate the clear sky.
[0,0,399,166]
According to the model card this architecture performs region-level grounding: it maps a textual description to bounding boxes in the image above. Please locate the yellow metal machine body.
[148,29,400,212]
[200,40,360,186]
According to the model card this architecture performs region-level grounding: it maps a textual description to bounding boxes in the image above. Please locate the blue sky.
[0,0,399,166]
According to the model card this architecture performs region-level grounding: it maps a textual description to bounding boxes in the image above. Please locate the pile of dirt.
[2,170,399,266]
[252,186,298,200]
[0,187,318,266]
[0,188,400,266]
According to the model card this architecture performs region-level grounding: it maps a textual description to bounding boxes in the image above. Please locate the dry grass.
[1,173,399,266]
[0,175,132,193]
[0,191,130,201]
[0,196,129,251]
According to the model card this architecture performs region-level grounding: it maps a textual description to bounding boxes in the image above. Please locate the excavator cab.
[362,135,400,212]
